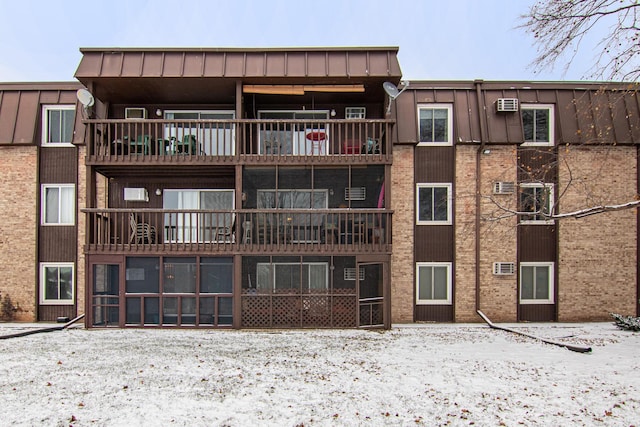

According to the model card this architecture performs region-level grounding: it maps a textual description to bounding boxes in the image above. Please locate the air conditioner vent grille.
[493,181,516,194]
[496,98,519,112]
[493,262,515,275]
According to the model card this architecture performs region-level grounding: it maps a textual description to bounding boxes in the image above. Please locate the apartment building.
[0,47,637,327]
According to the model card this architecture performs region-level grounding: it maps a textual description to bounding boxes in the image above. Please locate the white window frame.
[41,184,75,225]
[521,104,555,146]
[42,105,75,146]
[256,262,329,291]
[416,183,452,225]
[519,262,555,304]
[519,183,554,225]
[416,262,452,305]
[417,104,453,146]
[40,262,75,305]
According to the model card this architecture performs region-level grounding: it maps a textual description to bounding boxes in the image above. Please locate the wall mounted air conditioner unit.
[493,262,515,275]
[125,107,147,119]
[493,181,516,194]
[345,187,366,201]
[124,187,149,202]
[496,98,519,112]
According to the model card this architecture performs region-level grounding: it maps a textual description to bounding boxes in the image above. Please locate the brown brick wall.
[0,146,38,321]
[558,146,637,320]
[391,145,415,323]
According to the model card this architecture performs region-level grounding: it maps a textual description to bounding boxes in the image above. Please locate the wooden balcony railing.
[83,209,392,253]
[84,119,393,163]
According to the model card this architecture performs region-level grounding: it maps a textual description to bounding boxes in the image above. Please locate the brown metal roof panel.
[243,52,268,77]
[13,91,41,144]
[161,51,186,77]
[203,52,226,76]
[140,52,165,77]
[121,52,144,77]
[0,91,19,144]
[265,52,287,77]
[183,52,206,77]
[306,51,328,77]
[99,52,125,77]
[224,52,247,77]
[346,51,368,78]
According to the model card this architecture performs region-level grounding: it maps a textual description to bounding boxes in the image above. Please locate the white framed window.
[345,107,366,119]
[42,105,75,145]
[521,104,554,146]
[519,183,554,224]
[416,183,452,225]
[41,184,75,225]
[417,104,453,146]
[40,263,74,305]
[164,110,236,155]
[416,262,452,305]
[256,262,329,291]
[520,262,554,304]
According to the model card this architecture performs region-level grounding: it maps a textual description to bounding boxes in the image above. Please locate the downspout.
[474,80,488,313]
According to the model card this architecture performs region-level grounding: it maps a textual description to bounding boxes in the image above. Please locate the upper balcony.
[84,118,393,170]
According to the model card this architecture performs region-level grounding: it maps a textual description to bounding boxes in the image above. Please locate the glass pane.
[59,187,74,224]
[45,187,60,223]
[418,266,433,300]
[59,267,73,300]
[48,110,61,143]
[93,264,119,295]
[125,297,141,324]
[432,110,448,142]
[218,297,233,325]
[163,297,178,324]
[522,110,534,141]
[433,187,449,221]
[535,110,549,142]
[521,266,534,300]
[44,266,59,300]
[144,297,160,324]
[256,263,271,291]
[125,258,159,293]
[163,258,196,293]
[62,110,75,143]
[199,298,215,324]
[418,187,434,221]
[201,258,233,293]
[308,264,327,290]
[275,264,299,290]
[535,267,550,299]
[433,267,448,300]
[181,297,196,324]
[419,109,434,142]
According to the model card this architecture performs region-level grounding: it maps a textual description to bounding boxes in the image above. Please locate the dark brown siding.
[39,305,75,322]
[415,227,454,262]
[415,305,454,322]
[519,226,557,261]
[39,227,76,261]
[40,147,78,182]
[519,304,555,322]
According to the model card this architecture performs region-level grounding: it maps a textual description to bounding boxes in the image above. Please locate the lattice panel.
[241,296,271,327]
[272,296,301,327]
[301,296,331,327]
[333,296,357,327]
[359,302,383,326]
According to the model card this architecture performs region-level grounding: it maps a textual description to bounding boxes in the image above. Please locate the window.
[164,110,235,155]
[520,183,554,224]
[416,263,452,305]
[40,263,74,305]
[520,262,554,304]
[42,105,75,145]
[258,110,329,155]
[256,262,329,291]
[41,184,75,225]
[416,183,452,225]
[163,189,234,242]
[345,107,366,119]
[522,104,554,145]
[417,104,452,146]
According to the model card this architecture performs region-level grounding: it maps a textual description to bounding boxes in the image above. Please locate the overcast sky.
[0,0,609,83]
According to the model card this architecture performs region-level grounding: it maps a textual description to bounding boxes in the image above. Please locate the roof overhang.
[74,47,402,104]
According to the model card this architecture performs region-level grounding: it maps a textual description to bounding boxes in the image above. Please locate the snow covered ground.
[0,322,638,426]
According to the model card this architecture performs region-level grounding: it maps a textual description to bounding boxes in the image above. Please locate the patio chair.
[176,134,198,154]
[129,213,156,244]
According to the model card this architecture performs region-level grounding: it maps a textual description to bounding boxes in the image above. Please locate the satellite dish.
[383,81,401,99]
[76,89,95,108]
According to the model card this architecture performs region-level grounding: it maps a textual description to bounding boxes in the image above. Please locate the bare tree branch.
[519,0,640,81]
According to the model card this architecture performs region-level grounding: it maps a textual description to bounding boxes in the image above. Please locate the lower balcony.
[84,209,392,254]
